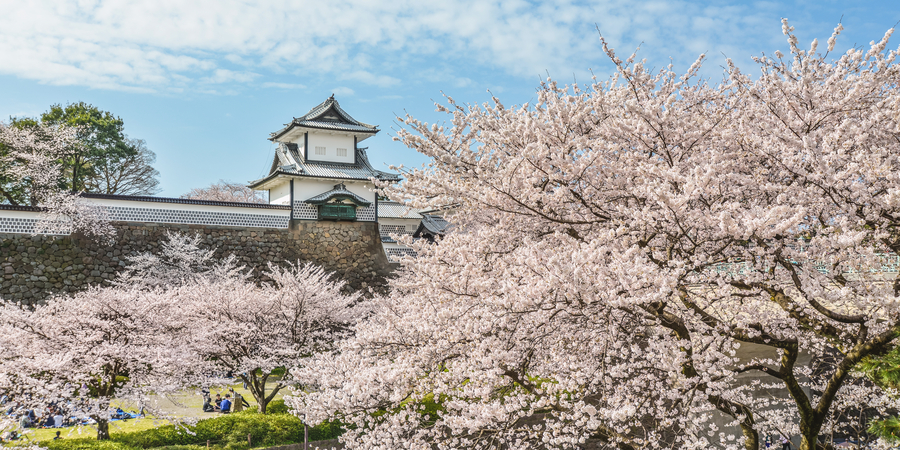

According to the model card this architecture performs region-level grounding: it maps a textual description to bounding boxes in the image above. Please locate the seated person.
[112,408,130,421]
[202,396,215,413]
[219,395,232,414]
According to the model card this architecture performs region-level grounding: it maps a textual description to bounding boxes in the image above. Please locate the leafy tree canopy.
[38,102,135,192]
[2,102,160,201]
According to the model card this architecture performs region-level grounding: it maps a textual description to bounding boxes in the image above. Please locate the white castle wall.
[306,133,356,164]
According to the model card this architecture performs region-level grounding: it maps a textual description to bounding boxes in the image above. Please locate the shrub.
[41,439,137,450]
[264,400,289,415]
[40,412,344,450]
[41,412,344,450]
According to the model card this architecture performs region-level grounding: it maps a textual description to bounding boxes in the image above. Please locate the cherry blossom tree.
[117,230,242,289]
[117,231,364,414]
[0,122,115,241]
[182,180,267,204]
[174,262,363,414]
[0,286,189,440]
[291,22,900,450]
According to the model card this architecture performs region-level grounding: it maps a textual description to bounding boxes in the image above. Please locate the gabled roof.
[305,183,371,207]
[270,95,378,140]
[414,214,453,239]
[248,143,401,189]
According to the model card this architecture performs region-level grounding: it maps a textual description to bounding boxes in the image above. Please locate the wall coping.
[80,193,291,210]
[0,195,292,212]
[0,205,42,212]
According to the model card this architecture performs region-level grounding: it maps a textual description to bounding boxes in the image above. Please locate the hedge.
[36,406,343,450]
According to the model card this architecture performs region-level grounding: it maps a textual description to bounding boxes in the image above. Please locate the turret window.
[315,146,326,155]
[336,148,347,157]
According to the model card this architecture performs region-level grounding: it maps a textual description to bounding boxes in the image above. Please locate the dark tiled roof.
[305,183,371,206]
[0,204,42,212]
[270,95,378,140]
[417,214,452,236]
[293,120,377,133]
[249,143,401,188]
[414,214,453,241]
[79,193,291,210]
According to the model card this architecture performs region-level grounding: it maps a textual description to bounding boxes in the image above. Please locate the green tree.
[1,103,159,203]
[862,348,900,442]
[38,102,136,192]
[85,138,161,195]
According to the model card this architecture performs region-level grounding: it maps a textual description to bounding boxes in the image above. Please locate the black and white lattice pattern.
[0,217,68,235]
[385,247,417,263]
[107,207,289,228]
[357,205,376,222]
[379,224,414,239]
[292,202,375,221]
[292,202,318,220]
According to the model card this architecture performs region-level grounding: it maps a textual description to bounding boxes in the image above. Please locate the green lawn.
[5,407,344,450]
[7,378,291,447]
[17,418,161,443]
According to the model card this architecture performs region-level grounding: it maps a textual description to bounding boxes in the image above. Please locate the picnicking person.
[219,394,232,414]
[202,393,215,413]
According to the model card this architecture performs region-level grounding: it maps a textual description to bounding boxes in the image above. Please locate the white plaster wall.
[292,179,376,203]
[269,181,291,205]
[307,132,355,164]
[0,210,43,220]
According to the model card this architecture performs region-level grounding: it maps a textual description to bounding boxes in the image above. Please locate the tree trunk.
[72,155,80,192]
[241,372,270,414]
[96,418,110,440]
[741,426,759,450]
[242,369,285,414]
[799,433,817,450]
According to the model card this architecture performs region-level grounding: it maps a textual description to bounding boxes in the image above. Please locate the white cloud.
[454,78,474,88]
[342,70,400,87]
[261,82,307,89]
[202,69,259,84]
[0,0,839,93]
[332,87,355,97]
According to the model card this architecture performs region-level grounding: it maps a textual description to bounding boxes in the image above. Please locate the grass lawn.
[3,405,344,450]
[147,378,286,419]
[6,378,289,447]
[16,418,161,443]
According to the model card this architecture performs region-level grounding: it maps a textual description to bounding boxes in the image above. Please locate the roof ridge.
[270,96,378,140]
[296,96,358,125]
[304,183,372,207]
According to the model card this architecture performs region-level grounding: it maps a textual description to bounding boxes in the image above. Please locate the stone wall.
[0,220,395,303]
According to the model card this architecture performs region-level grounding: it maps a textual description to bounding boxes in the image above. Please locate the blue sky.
[0,0,897,197]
